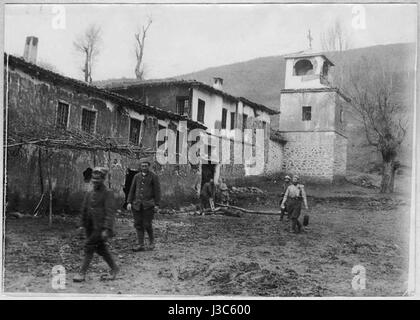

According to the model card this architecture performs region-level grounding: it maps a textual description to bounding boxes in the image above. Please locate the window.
[129,118,142,145]
[157,124,167,148]
[221,108,227,129]
[230,112,236,130]
[176,130,180,155]
[197,99,205,123]
[294,59,314,76]
[302,106,312,121]
[242,114,248,131]
[262,121,267,138]
[207,144,213,161]
[56,101,69,128]
[340,109,344,123]
[81,109,96,133]
[176,96,189,115]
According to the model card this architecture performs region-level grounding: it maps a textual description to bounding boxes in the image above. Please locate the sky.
[4,3,417,82]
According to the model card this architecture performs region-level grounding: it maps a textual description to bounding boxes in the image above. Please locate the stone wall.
[5,64,202,213]
[333,133,347,178]
[265,139,284,175]
[282,132,335,181]
[6,143,201,213]
[280,131,347,181]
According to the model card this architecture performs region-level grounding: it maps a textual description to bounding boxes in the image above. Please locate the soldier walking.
[127,158,161,252]
[73,167,119,282]
[279,175,292,221]
[280,175,308,233]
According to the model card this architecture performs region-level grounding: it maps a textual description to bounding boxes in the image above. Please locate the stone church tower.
[278,50,350,181]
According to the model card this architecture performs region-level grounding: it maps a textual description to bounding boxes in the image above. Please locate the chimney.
[213,77,223,90]
[23,36,38,64]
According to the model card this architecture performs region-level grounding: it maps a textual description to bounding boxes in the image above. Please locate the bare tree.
[74,24,102,83]
[134,17,152,80]
[321,19,352,52]
[345,55,408,193]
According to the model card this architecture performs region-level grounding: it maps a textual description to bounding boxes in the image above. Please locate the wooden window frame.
[197,99,205,123]
[221,108,227,129]
[56,100,70,129]
[302,106,312,121]
[80,107,97,134]
[128,117,143,145]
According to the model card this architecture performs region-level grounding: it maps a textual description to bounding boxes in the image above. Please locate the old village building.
[4,49,206,213]
[4,37,349,214]
[96,77,280,183]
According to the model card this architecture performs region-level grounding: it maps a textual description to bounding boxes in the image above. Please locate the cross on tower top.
[307,29,313,49]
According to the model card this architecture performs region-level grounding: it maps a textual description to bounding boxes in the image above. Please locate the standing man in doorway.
[127,157,161,252]
[200,178,216,212]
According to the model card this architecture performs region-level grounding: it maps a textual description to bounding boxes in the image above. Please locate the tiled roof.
[4,54,206,130]
[96,78,277,115]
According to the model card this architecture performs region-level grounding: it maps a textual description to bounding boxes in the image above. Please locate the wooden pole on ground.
[215,203,280,216]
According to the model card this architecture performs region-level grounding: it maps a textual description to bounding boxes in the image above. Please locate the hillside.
[174,43,416,172]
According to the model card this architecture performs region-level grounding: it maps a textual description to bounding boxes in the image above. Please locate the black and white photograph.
[0,1,418,299]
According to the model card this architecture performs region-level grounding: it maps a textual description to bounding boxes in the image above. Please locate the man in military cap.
[127,157,161,252]
[73,167,119,282]
[280,175,308,233]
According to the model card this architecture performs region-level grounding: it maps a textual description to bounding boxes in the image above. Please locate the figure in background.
[200,178,216,212]
[218,178,230,206]
[280,175,308,233]
[279,175,292,221]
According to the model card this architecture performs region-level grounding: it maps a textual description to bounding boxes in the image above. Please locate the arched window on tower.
[294,59,314,76]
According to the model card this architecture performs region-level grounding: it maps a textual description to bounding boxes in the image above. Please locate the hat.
[92,167,108,179]
[284,175,291,181]
[139,157,152,165]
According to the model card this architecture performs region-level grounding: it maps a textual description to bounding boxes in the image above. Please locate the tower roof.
[283,49,335,66]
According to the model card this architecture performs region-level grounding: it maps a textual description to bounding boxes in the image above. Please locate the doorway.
[123,168,139,209]
[201,163,216,187]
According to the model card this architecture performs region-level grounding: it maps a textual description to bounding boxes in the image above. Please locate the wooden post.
[46,149,53,226]
[38,147,44,195]
[108,147,111,189]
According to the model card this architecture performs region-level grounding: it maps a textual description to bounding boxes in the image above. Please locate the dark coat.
[200,182,216,200]
[81,184,115,235]
[127,170,161,210]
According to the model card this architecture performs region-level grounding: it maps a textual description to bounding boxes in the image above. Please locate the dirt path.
[3,193,410,297]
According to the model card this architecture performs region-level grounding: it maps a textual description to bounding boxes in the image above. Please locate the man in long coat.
[73,167,119,282]
[127,158,161,252]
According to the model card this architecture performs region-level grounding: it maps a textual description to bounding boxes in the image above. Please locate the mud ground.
[2,180,411,297]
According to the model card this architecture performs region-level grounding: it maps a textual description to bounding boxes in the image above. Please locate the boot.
[102,252,120,280]
[133,229,145,252]
[148,240,155,251]
[73,249,94,282]
[102,249,119,274]
[290,219,299,233]
[297,220,303,233]
[147,228,155,251]
[289,220,295,233]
